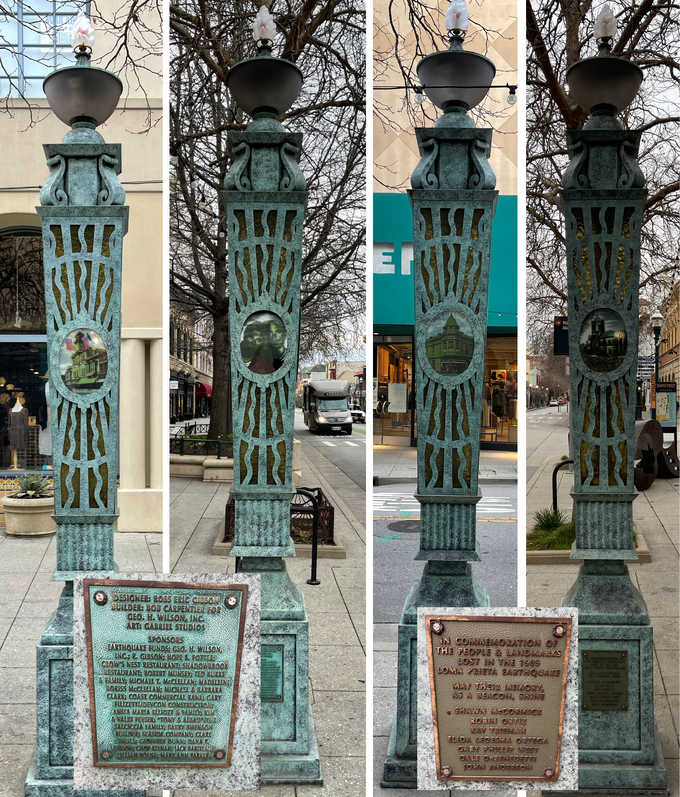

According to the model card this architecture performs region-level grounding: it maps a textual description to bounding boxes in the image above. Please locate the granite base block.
[25,752,144,797]
[261,704,322,784]
[381,716,416,789]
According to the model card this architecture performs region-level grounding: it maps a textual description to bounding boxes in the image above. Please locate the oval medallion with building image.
[425,311,474,376]
[59,329,108,394]
[579,309,627,373]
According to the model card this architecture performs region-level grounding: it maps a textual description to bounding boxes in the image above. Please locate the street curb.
[527,454,572,494]
[373,476,517,486]
[526,530,651,564]
[300,449,366,540]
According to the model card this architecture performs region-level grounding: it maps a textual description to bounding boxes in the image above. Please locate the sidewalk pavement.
[526,441,680,797]
[373,445,517,484]
[169,445,366,796]
[0,527,162,797]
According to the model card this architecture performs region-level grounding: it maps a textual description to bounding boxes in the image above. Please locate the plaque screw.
[552,624,565,638]
[93,591,107,606]
[214,749,226,760]
[225,595,238,609]
[431,620,444,635]
[441,766,452,777]
[101,750,112,760]
[543,767,554,778]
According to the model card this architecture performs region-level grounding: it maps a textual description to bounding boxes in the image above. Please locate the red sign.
[557,397,565,404]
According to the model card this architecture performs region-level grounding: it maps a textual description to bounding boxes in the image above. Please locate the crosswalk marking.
[345,441,359,447]
[374,492,516,517]
[321,441,336,447]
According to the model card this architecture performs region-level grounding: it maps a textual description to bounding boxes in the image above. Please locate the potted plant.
[1,473,56,537]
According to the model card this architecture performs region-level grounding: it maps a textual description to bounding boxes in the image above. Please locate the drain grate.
[387,520,421,533]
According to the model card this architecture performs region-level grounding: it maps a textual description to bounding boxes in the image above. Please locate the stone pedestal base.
[547,724,668,796]
[25,749,143,795]
[261,704,322,784]
[381,715,417,789]
[382,564,489,788]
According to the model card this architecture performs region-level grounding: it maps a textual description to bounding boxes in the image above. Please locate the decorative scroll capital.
[225,129,306,193]
[411,127,496,191]
[562,129,645,190]
[40,143,125,207]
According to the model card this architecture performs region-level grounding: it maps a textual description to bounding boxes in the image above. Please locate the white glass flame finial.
[253,6,276,42]
[71,10,94,50]
[445,0,469,31]
[594,4,617,40]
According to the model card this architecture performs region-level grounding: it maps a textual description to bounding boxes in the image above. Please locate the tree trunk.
[208,308,232,442]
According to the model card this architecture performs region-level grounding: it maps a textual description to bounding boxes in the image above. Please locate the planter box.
[526,530,651,565]
[1,495,56,537]
[213,486,346,559]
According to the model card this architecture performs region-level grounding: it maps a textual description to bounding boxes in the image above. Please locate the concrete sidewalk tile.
[340,587,366,611]
[0,744,34,797]
[0,703,35,745]
[657,649,680,695]
[353,613,366,648]
[656,694,680,760]
[635,573,679,618]
[374,623,398,652]
[373,685,396,736]
[372,733,445,796]
[302,589,348,614]
[0,667,35,703]
[308,612,361,646]
[373,654,398,688]
[310,645,366,692]
[331,565,366,590]
[652,618,680,651]
[15,599,58,620]
[0,619,46,667]
[313,691,365,756]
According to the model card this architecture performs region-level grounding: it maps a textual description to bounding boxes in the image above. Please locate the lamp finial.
[594,4,617,43]
[445,0,469,34]
[253,6,276,43]
[71,10,94,52]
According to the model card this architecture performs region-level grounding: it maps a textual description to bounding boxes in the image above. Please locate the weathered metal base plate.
[418,607,579,791]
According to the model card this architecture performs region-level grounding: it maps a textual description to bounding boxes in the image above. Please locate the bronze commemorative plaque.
[581,650,628,711]
[425,615,573,782]
[84,578,248,767]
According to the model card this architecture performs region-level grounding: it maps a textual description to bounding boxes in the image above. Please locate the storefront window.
[483,336,518,444]
[373,339,414,445]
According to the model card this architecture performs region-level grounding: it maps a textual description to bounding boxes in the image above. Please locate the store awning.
[195,381,213,398]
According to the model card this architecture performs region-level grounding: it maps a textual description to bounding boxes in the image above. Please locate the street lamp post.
[382,1,498,786]
[560,6,667,791]
[651,310,663,419]
[221,10,321,784]
[25,14,143,797]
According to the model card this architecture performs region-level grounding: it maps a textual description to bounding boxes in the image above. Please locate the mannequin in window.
[8,397,28,471]
[38,372,52,468]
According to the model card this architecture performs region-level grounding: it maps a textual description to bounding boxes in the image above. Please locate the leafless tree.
[526,0,680,345]
[0,0,162,129]
[170,0,366,439]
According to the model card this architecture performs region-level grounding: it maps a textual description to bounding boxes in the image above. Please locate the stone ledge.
[527,530,651,565]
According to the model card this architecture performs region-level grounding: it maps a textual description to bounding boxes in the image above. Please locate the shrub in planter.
[1,473,56,537]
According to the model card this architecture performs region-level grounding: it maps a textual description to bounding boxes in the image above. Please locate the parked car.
[349,403,366,424]
[549,399,558,406]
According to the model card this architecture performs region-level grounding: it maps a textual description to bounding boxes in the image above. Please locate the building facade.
[0,1,162,532]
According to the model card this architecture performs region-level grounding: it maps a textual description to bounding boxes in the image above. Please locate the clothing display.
[8,404,28,450]
[39,382,52,456]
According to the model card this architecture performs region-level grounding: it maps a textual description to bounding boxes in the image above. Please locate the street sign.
[554,316,568,355]
[655,383,677,430]
[637,355,654,380]
[558,396,565,404]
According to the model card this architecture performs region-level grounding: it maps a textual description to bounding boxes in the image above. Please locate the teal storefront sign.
[373,193,517,332]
